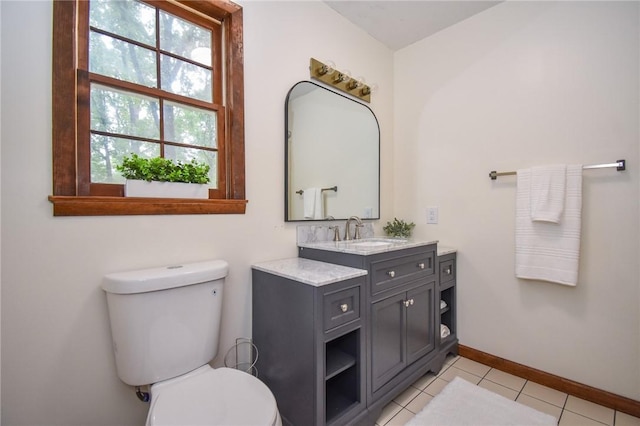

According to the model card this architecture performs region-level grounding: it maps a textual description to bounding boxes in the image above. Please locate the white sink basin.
[336,238,408,249]
[351,240,393,248]
[299,237,434,255]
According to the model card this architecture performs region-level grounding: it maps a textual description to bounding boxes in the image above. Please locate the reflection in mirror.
[285,81,380,221]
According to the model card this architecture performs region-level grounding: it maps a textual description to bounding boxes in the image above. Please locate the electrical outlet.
[427,207,439,224]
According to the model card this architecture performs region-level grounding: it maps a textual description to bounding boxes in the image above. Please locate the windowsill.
[48,196,248,216]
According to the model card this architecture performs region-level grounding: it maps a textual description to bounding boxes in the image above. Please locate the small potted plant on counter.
[383,217,415,238]
[116,154,210,199]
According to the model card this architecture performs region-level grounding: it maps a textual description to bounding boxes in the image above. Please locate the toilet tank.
[102,260,228,386]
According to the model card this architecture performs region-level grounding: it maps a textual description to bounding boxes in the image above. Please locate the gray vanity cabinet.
[299,244,444,417]
[252,264,367,426]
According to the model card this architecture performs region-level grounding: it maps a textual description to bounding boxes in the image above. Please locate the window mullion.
[89,26,156,54]
[88,73,221,111]
[212,24,222,105]
[159,98,165,158]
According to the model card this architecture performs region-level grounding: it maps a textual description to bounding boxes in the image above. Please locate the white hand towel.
[515,165,582,286]
[313,188,324,219]
[530,165,566,223]
[303,188,324,219]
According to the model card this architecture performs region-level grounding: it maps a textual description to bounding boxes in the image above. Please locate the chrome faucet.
[344,216,363,241]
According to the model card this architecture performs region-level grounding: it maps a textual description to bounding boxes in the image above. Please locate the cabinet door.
[406,282,435,365]
[371,292,406,392]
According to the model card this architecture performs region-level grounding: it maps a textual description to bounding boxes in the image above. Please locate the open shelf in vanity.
[325,330,361,424]
[326,332,358,379]
[438,250,458,351]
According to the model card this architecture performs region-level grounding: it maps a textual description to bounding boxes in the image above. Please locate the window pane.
[91,83,160,140]
[90,32,157,87]
[90,0,156,46]
[91,134,160,183]
[159,11,212,67]
[163,101,217,148]
[165,146,218,188]
[161,55,212,102]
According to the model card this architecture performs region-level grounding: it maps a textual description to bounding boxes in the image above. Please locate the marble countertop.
[438,246,457,256]
[252,258,367,287]
[298,238,439,256]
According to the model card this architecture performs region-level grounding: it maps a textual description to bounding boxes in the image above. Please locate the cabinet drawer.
[324,286,360,331]
[439,259,455,285]
[371,251,435,295]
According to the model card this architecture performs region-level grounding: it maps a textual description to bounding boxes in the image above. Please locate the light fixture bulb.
[348,76,365,90]
[320,60,336,76]
[361,82,378,96]
[335,69,351,83]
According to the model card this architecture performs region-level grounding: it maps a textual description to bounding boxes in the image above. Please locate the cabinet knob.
[418,262,425,269]
[340,303,349,313]
[445,267,452,275]
[410,298,414,305]
[404,300,410,308]
[387,270,396,278]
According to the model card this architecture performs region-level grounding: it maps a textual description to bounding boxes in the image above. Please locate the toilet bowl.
[147,365,281,426]
[102,260,281,426]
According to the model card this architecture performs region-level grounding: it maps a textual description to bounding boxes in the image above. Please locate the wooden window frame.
[48,0,247,216]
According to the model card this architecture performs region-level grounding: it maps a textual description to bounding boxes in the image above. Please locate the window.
[49,0,246,216]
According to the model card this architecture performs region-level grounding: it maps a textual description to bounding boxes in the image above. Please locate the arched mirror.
[285,81,380,221]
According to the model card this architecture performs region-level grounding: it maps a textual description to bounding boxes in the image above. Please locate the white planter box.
[124,180,209,199]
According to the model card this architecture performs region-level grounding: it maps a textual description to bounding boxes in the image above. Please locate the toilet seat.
[146,366,280,426]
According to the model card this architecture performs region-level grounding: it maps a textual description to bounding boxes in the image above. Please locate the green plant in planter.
[383,217,415,238]
[116,154,210,184]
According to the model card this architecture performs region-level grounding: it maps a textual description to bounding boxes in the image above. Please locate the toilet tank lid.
[102,260,229,294]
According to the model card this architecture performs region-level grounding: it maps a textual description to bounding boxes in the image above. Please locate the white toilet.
[102,259,281,426]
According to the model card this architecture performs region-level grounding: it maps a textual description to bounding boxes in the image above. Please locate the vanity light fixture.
[310,58,373,102]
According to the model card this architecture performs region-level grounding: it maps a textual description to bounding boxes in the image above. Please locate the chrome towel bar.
[489,159,626,180]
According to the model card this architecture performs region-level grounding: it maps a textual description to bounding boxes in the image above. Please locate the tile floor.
[376,355,640,426]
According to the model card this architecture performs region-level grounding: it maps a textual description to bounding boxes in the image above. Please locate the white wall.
[0,1,393,424]
[395,1,639,400]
